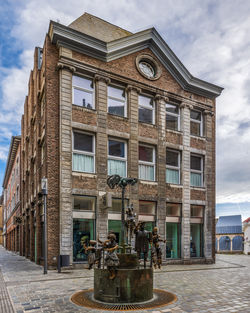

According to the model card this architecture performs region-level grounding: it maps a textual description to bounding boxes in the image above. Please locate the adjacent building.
[216,215,243,253]
[2,136,22,252]
[243,217,250,255]
[0,196,3,245]
[14,13,223,267]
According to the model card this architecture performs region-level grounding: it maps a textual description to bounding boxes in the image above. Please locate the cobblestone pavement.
[0,246,249,313]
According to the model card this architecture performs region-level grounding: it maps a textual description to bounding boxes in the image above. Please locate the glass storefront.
[166,223,181,258]
[166,203,181,259]
[108,220,122,245]
[73,218,95,262]
[190,223,203,257]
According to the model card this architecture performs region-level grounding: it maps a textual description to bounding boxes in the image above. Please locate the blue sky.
[0,0,250,220]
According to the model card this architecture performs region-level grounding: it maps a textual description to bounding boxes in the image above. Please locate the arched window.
[219,236,231,251]
[232,236,243,251]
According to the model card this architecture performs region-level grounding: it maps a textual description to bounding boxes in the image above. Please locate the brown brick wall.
[72,106,97,125]
[190,189,206,201]
[166,130,183,145]
[107,114,130,133]
[190,137,206,150]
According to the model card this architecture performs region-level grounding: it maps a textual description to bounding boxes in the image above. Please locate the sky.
[0,0,250,221]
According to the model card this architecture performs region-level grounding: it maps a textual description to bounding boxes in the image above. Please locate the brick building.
[19,13,223,267]
[0,196,3,245]
[2,136,22,252]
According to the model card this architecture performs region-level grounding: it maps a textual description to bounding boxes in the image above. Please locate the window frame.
[107,138,127,177]
[107,84,127,117]
[72,130,95,173]
[190,154,203,187]
[190,109,203,137]
[166,149,181,184]
[138,143,156,181]
[138,94,155,125]
[72,75,95,109]
[166,102,180,131]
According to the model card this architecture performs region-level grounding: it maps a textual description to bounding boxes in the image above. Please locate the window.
[73,196,95,211]
[109,198,129,213]
[108,86,126,117]
[139,201,156,216]
[72,132,95,173]
[139,145,155,181]
[190,110,203,136]
[138,95,155,124]
[166,103,180,131]
[191,205,204,218]
[166,149,180,184]
[108,139,127,177]
[166,203,181,259]
[72,75,94,109]
[190,224,203,257]
[190,155,203,187]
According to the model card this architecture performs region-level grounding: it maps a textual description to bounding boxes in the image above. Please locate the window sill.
[72,172,97,178]
[190,186,206,191]
[166,129,183,135]
[190,135,206,140]
[107,113,128,121]
[139,180,157,185]
[166,183,183,188]
[138,121,156,127]
[72,104,96,113]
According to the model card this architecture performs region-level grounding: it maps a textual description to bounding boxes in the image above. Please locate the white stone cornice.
[57,62,76,73]
[49,21,223,99]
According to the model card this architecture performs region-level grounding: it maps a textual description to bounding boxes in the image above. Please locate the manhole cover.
[71,289,177,311]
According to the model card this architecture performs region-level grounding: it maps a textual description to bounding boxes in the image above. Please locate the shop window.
[108,198,129,214]
[166,203,181,259]
[139,201,156,216]
[190,109,203,136]
[190,154,203,187]
[73,196,95,211]
[190,223,204,257]
[73,219,95,262]
[191,205,204,218]
[108,85,126,117]
[166,103,180,131]
[108,220,122,245]
[72,132,95,173]
[138,95,155,124]
[139,144,155,181]
[108,139,127,177]
[166,149,180,184]
[72,75,94,109]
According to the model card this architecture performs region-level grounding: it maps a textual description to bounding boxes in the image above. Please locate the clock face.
[139,61,155,78]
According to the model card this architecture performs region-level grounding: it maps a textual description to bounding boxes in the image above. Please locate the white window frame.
[166,149,180,184]
[138,94,155,125]
[139,144,156,181]
[72,75,95,109]
[108,85,127,117]
[190,109,203,136]
[108,138,127,177]
[166,103,180,131]
[190,154,203,187]
[72,130,95,173]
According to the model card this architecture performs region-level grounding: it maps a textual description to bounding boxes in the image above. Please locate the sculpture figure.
[99,232,120,279]
[150,227,166,269]
[83,239,103,269]
[134,222,150,268]
[125,204,137,245]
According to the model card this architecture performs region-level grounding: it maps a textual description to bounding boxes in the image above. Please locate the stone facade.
[13,13,222,267]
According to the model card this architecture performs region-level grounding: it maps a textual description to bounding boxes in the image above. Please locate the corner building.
[21,13,223,267]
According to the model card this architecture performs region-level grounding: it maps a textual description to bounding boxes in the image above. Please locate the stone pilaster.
[58,66,74,260]
[204,110,214,260]
[155,95,167,241]
[180,102,193,259]
[95,75,110,242]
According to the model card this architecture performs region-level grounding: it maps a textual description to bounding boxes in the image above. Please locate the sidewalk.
[0,246,249,312]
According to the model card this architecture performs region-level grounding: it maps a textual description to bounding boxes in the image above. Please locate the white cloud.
[1,0,250,206]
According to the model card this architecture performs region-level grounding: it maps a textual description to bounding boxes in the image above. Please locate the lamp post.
[41,177,48,274]
[107,175,137,253]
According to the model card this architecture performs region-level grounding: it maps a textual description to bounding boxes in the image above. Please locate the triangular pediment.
[49,14,223,98]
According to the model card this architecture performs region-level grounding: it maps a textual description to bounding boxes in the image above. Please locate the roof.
[216,215,242,234]
[49,13,223,99]
[2,136,21,188]
[243,217,250,223]
[68,13,132,42]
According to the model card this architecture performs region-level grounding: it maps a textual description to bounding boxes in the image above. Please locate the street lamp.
[41,177,48,274]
